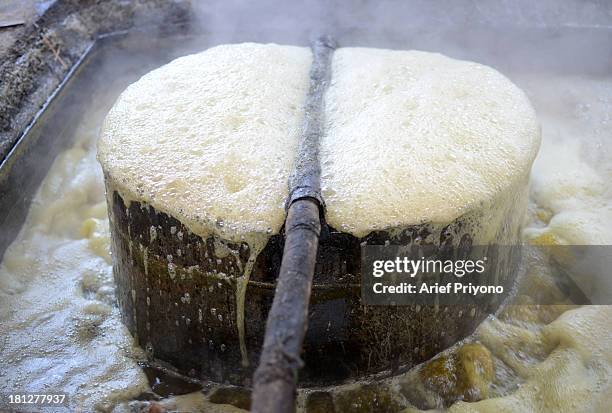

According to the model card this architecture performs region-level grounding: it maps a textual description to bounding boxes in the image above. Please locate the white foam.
[98,43,312,243]
[321,48,541,236]
[99,44,540,241]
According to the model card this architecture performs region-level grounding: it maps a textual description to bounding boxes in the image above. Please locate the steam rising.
[191,0,612,41]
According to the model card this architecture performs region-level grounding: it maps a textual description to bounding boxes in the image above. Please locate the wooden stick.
[251,198,321,413]
[286,35,336,208]
[251,36,336,413]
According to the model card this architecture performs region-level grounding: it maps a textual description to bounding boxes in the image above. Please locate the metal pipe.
[251,36,336,413]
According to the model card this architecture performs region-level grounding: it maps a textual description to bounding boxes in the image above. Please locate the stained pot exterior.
[107,180,523,386]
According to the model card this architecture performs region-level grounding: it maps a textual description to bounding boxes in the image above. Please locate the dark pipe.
[251,36,336,413]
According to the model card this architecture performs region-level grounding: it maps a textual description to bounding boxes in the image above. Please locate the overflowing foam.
[98,44,541,242]
[321,48,540,236]
[0,133,150,412]
[97,43,312,244]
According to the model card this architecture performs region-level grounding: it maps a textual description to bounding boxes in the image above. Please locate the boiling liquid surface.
[0,73,610,412]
